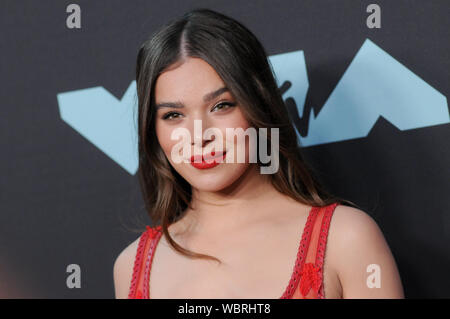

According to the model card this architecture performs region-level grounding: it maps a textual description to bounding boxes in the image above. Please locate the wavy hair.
[135,8,357,264]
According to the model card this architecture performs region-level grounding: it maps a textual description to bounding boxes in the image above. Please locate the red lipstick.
[190,151,227,169]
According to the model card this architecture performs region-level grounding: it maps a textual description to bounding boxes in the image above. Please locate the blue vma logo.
[56,38,449,175]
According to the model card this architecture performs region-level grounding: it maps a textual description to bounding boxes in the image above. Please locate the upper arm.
[113,237,140,299]
[327,205,405,298]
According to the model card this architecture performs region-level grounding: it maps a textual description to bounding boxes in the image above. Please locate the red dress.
[128,202,339,299]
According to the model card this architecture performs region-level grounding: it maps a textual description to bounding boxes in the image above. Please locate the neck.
[174,164,282,237]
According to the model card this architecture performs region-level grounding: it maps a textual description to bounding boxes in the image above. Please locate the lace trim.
[128,225,162,299]
[142,226,163,299]
[316,202,338,299]
[297,202,338,299]
[279,206,319,299]
[127,228,149,299]
[288,203,338,299]
[298,262,322,297]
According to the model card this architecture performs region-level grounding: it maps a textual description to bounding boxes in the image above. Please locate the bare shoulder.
[328,204,395,257]
[326,204,405,298]
[113,235,141,299]
[329,204,381,240]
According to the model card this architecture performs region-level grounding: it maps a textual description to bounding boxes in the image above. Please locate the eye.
[211,102,237,112]
[162,111,182,120]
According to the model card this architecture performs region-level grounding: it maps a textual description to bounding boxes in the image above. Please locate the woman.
[113,8,404,299]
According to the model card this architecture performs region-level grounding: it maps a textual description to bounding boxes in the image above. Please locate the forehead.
[154,57,227,103]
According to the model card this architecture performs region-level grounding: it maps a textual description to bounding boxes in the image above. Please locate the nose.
[188,118,215,149]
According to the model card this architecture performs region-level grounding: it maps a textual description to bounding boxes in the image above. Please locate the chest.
[146,225,342,299]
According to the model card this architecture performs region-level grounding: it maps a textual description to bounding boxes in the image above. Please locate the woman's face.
[154,57,253,192]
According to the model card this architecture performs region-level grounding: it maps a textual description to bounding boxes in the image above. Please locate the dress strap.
[296,202,339,299]
[128,226,161,299]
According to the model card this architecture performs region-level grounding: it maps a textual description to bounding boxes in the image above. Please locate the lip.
[190,151,227,169]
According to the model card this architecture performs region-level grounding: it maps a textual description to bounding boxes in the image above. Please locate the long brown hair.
[135,8,357,264]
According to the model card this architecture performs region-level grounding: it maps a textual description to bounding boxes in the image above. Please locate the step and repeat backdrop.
[0,0,449,298]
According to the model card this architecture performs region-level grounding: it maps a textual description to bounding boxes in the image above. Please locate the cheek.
[217,109,250,134]
[155,122,176,157]
[216,111,253,162]
[156,122,193,167]
[232,109,251,129]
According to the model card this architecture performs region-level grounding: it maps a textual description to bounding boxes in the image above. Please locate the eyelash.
[161,102,237,120]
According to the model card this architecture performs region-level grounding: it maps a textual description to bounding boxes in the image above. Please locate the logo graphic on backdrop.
[56,38,449,175]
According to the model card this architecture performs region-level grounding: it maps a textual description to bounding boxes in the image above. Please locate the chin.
[183,164,250,192]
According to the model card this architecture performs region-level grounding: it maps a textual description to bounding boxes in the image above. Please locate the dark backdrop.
[0,0,449,298]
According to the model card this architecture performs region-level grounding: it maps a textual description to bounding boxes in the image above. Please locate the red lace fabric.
[128,202,339,299]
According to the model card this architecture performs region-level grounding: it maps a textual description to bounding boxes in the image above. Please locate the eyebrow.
[155,86,229,110]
